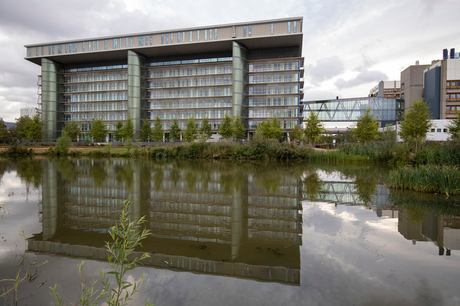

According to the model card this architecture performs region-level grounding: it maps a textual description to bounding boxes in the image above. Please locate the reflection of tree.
[16,160,43,189]
[302,173,324,202]
[153,168,164,191]
[114,162,134,189]
[89,162,108,188]
[353,173,378,206]
[56,159,78,183]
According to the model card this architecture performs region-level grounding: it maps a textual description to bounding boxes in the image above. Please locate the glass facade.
[302,97,404,122]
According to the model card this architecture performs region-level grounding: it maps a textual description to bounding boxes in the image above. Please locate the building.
[424,48,460,120]
[24,18,304,141]
[400,61,430,113]
[369,80,401,98]
[20,107,39,119]
[301,96,403,129]
[378,119,451,142]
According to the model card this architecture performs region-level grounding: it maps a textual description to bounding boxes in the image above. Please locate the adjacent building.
[25,18,304,141]
[19,107,39,119]
[369,80,401,98]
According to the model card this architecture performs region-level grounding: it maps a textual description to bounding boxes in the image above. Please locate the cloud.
[335,70,388,90]
[306,56,345,86]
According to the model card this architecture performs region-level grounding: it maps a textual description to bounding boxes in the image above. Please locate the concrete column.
[128,51,147,136]
[41,58,62,141]
[232,42,248,126]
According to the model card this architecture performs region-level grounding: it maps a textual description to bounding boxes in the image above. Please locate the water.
[0,159,459,305]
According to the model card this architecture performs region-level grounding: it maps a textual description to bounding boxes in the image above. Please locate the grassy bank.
[388,165,460,196]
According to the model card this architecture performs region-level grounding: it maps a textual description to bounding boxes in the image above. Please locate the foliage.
[447,112,460,139]
[255,117,283,140]
[399,99,432,152]
[24,115,43,141]
[290,125,304,143]
[200,117,212,139]
[0,118,9,143]
[304,112,324,147]
[15,116,33,140]
[90,118,108,142]
[64,121,81,141]
[125,138,133,152]
[232,116,246,140]
[56,130,71,155]
[169,118,181,141]
[121,117,134,140]
[184,117,198,142]
[140,120,151,142]
[152,116,164,142]
[219,113,234,139]
[114,120,124,142]
[302,172,324,201]
[353,108,379,143]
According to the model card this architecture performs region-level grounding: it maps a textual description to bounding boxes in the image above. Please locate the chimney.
[451,48,456,59]
[443,49,448,60]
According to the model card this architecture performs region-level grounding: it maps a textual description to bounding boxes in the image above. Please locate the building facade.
[25,18,304,141]
[369,80,401,98]
[20,107,39,119]
[400,62,430,113]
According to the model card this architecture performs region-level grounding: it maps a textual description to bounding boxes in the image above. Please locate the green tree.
[64,121,81,141]
[447,112,460,139]
[152,116,164,142]
[121,117,134,140]
[200,117,212,139]
[15,116,33,140]
[256,117,283,140]
[219,113,234,140]
[0,118,9,143]
[290,125,304,143]
[304,112,324,147]
[25,115,43,141]
[140,120,151,142]
[184,117,198,142]
[399,99,432,152]
[114,120,124,142]
[232,116,246,140]
[56,130,71,155]
[353,108,379,143]
[90,118,108,142]
[169,118,181,141]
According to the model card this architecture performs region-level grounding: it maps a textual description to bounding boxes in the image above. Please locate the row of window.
[447,81,460,88]
[149,77,232,88]
[150,212,231,225]
[149,87,232,99]
[446,106,460,112]
[248,185,299,196]
[63,112,128,123]
[248,196,298,208]
[63,92,127,102]
[148,65,232,78]
[161,28,218,45]
[248,206,299,219]
[63,102,127,112]
[148,57,232,67]
[248,119,298,130]
[150,190,232,204]
[148,99,232,109]
[248,108,299,118]
[149,221,229,236]
[446,94,460,100]
[249,97,299,107]
[63,82,127,93]
[248,85,299,95]
[149,109,232,120]
[151,202,231,215]
[249,61,300,72]
[249,73,300,84]
[63,72,128,83]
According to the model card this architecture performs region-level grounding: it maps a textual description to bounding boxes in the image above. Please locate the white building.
[379,119,451,142]
[20,107,39,119]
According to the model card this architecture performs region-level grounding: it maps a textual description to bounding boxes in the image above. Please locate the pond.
[0,159,459,305]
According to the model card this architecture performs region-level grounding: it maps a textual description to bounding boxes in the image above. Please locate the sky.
[0,0,459,122]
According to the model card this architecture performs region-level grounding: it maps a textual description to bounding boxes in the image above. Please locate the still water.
[0,159,459,305]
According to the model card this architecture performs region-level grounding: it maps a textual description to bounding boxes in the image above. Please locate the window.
[104,40,107,50]
[161,34,164,44]
[52,45,55,54]
[197,30,200,41]
[294,21,297,33]
[139,36,144,46]
[243,26,246,37]
[431,128,435,132]
[437,128,442,133]
[215,28,218,40]
[166,34,169,44]
[82,42,85,52]
[183,32,185,43]
[205,29,207,41]
[190,31,193,41]
[130,37,133,47]
[113,39,117,49]
[270,23,274,35]
[248,25,252,37]
[126,37,129,48]
[171,33,173,43]
[97,41,99,50]
[444,128,448,133]
[178,32,181,43]
[288,22,291,33]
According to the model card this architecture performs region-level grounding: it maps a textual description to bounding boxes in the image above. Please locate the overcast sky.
[0,0,459,122]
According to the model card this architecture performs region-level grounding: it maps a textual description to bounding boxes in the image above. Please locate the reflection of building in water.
[306,181,398,218]
[29,160,302,285]
[398,209,460,255]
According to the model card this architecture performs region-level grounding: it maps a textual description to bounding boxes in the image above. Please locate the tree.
[184,117,198,142]
[64,121,81,141]
[15,116,33,140]
[25,115,43,141]
[304,112,324,147]
[447,112,460,140]
[56,130,71,155]
[200,117,212,139]
[90,118,108,142]
[114,120,124,142]
[290,125,304,143]
[140,120,151,142]
[399,99,433,152]
[152,116,164,142]
[219,113,234,139]
[353,108,379,143]
[256,117,283,140]
[0,118,9,143]
[121,117,134,140]
[232,116,246,140]
[169,118,181,141]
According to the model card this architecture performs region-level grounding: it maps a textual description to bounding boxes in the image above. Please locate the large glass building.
[25,18,304,141]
